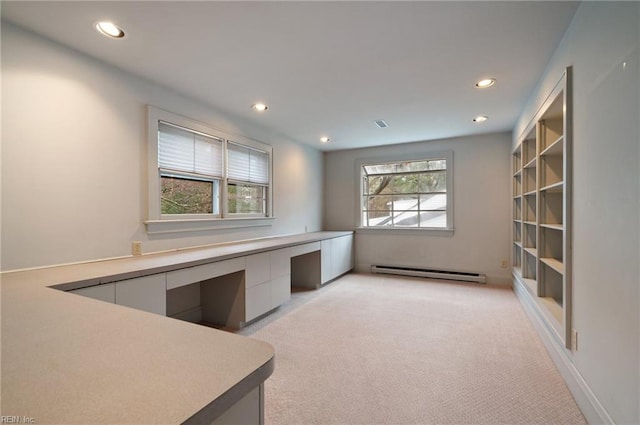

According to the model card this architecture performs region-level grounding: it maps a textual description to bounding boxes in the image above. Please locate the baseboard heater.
[371,265,486,284]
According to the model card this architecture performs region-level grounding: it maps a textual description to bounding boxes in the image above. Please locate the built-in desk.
[0,231,353,424]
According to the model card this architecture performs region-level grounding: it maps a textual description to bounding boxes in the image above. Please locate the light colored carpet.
[238,273,586,425]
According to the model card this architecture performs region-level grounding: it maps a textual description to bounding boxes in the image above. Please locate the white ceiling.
[1,1,579,151]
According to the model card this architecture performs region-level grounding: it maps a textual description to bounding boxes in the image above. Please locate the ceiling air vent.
[374,119,389,128]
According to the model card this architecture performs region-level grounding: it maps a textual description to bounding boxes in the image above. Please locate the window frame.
[146,106,273,234]
[355,151,454,234]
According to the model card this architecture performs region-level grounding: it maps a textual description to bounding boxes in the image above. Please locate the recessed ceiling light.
[475,78,496,88]
[473,116,488,123]
[320,136,330,143]
[251,103,268,112]
[95,21,125,39]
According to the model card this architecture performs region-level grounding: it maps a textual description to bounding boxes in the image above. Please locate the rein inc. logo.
[0,417,35,424]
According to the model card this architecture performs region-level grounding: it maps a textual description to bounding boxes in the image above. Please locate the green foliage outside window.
[161,176,214,214]
[364,170,446,213]
[228,183,265,214]
[362,159,448,227]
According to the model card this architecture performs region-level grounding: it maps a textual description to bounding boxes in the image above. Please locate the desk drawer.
[166,257,245,290]
[290,242,320,257]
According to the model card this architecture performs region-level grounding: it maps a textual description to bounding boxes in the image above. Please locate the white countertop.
[0,231,352,424]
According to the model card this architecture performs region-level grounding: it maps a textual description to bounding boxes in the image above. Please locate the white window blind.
[158,122,223,177]
[228,142,269,184]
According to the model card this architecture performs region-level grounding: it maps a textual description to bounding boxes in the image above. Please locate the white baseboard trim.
[513,279,614,425]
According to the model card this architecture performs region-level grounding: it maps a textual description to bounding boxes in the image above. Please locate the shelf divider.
[540,181,563,192]
[540,257,564,274]
[540,223,563,231]
[523,158,537,169]
[540,135,564,156]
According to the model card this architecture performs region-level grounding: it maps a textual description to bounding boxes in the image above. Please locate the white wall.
[514,3,639,423]
[324,132,512,285]
[1,22,323,271]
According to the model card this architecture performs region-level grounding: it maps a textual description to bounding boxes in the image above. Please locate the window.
[158,122,223,216]
[359,154,453,230]
[227,142,269,216]
[147,107,273,232]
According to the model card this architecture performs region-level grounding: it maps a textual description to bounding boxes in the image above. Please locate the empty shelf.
[541,136,564,156]
[541,257,564,274]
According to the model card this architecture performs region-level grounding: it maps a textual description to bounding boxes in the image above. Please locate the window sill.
[145,216,275,235]
[355,227,454,237]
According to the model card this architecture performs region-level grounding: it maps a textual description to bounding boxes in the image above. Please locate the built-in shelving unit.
[512,143,523,281]
[512,68,572,348]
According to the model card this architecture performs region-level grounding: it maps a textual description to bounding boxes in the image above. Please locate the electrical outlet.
[571,329,578,351]
[305,225,308,233]
[132,241,142,256]
[500,259,509,268]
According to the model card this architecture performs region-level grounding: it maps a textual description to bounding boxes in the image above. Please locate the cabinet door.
[270,274,291,309]
[70,283,115,303]
[245,281,271,322]
[331,235,354,279]
[320,239,332,284]
[270,248,291,279]
[245,252,271,288]
[115,274,166,316]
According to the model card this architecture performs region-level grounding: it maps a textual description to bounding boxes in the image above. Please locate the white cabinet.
[245,281,271,323]
[70,283,115,303]
[69,274,166,316]
[270,248,290,280]
[116,274,167,316]
[321,235,354,284]
[331,234,354,279]
[269,248,291,309]
[320,239,332,284]
[246,252,271,288]
[62,234,353,332]
[270,275,291,310]
[244,248,291,323]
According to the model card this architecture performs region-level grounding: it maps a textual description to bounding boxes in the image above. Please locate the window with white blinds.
[158,122,223,178]
[148,106,273,223]
[227,142,269,185]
